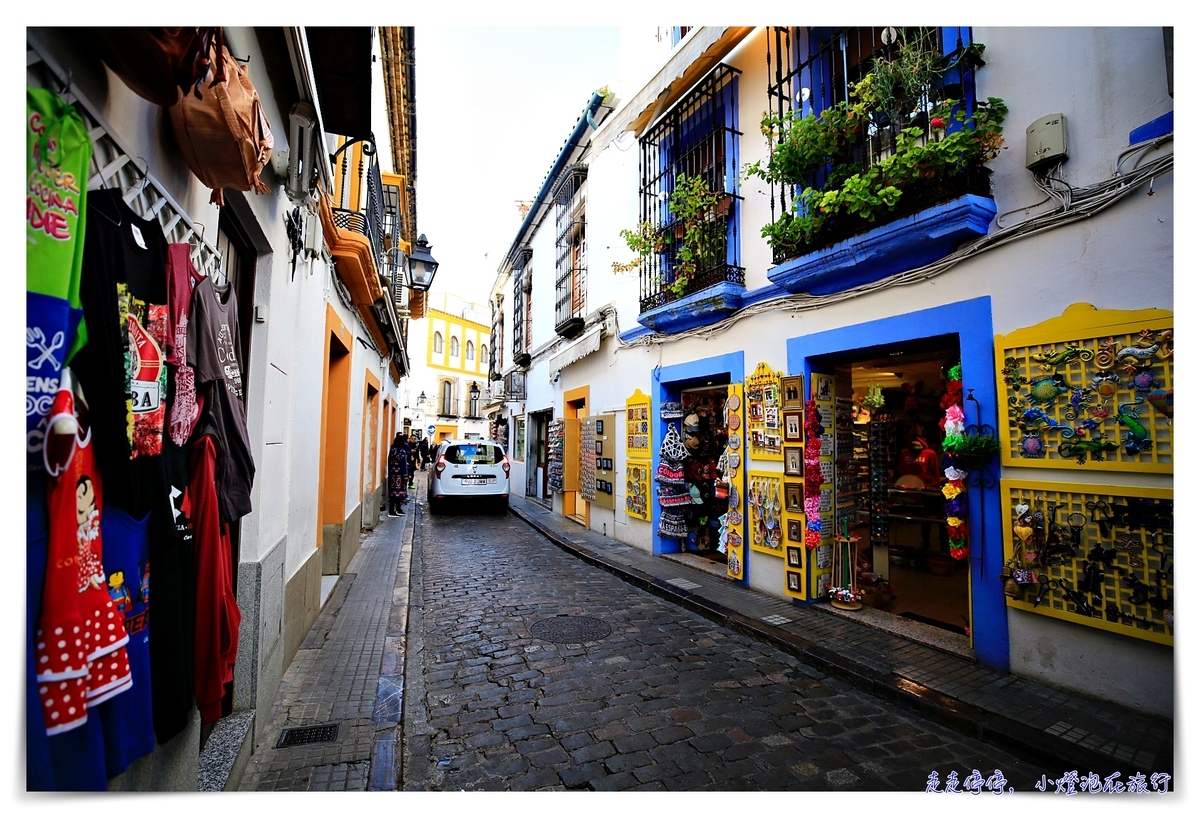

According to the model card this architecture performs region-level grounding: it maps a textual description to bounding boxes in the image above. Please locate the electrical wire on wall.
[619,134,1173,350]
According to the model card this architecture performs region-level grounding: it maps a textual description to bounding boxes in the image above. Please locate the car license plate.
[460,476,494,485]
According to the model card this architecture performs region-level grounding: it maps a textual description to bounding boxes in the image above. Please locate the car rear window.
[444,444,502,465]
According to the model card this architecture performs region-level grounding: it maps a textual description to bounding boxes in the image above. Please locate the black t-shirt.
[187,277,254,523]
[75,189,168,518]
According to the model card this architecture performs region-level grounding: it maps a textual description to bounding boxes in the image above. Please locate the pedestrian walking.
[387,432,409,515]
[407,434,419,489]
[417,435,430,471]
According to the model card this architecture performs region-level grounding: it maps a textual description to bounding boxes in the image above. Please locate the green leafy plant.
[613,173,725,299]
[744,38,1006,260]
[944,432,1000,458]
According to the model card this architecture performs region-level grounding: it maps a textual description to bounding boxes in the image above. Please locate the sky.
[415,27,621,304]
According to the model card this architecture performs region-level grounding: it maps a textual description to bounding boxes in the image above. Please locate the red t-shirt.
[37,371,133,736]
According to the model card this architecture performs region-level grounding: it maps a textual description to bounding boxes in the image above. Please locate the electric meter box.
[1026,113,1068,170]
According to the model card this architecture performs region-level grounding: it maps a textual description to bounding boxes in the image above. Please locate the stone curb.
[506,503,1132,778]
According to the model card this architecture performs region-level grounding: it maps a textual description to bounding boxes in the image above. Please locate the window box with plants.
[746,35,1006,296]
[615,173,745,333]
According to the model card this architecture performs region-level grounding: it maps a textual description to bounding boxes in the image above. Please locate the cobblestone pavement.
[402,508,1046,792]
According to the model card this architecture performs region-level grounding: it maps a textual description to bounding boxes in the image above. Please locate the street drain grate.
[276,722,339,749]
[530,615,613,644]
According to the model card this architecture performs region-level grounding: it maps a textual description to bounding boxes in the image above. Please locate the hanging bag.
[92,28,223,108]
[168,41,273,206]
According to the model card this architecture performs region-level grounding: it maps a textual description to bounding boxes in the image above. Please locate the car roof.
[438,439,503,446]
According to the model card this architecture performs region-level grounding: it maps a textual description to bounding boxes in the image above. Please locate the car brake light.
[435,455,447,476]
[501,455,510,476]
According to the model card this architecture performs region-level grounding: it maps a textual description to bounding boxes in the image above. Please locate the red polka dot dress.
[36,372,132,735]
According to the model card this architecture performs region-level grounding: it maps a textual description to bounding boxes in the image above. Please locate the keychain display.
[1003,479,1172,645]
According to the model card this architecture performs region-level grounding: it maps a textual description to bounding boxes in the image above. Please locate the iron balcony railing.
[764,27,984,262]
[554,165,588,334]
[332,135,402,290]
[636,63,743,314]
[437,399,460,418]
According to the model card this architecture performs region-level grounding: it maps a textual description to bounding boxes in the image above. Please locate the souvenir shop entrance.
[816,334,971,637]
[669,382,732,562]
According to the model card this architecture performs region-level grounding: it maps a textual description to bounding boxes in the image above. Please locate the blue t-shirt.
[98,506,157,778]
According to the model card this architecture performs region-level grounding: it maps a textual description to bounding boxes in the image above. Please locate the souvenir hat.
[660,401,685,420]
[659,424,688,460]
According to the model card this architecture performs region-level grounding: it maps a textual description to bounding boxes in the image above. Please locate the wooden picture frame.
[785,483,803,513]
[787,522,802,545]
[783,410,803,442]
[787,544,803,565]
[781,376,803,408]
[787,571,802,592]
[784,446,803,476]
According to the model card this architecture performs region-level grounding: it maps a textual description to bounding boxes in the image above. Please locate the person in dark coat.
[388,432,409,515]
[417,435,430,470]
[407,434,419,489]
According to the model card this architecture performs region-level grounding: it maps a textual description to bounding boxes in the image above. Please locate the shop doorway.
[527,410,551,506]
[563,388,588,526]
[819,335,970,636]
[675,384,732,563]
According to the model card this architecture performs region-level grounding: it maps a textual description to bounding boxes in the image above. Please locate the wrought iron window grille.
[764,26,983,262]
[554,165,588,336]
[636,63,744,314]
[504,369,527,402]
[512,248,533,357]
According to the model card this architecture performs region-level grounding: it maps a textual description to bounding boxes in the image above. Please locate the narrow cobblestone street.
[403,503,1044,791]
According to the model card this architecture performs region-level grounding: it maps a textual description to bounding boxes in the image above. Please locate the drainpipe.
[500,90,607,272]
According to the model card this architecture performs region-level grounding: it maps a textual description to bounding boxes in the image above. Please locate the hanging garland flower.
[941,364,969,561]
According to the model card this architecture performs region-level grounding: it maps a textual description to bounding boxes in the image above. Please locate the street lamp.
[405,234,439,292]
[416,391,427,408]
[469,382,481,403]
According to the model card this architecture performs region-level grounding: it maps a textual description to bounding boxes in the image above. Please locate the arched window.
[440,380,454,416]
[432,331,443,353]
[450,336,460,357]
[466,340,475,361]
[481,344,489,365]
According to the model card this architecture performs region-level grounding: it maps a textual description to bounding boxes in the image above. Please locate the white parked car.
[426,439,511,514]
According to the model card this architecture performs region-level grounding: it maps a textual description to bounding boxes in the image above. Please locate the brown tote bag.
[169,42,273,206]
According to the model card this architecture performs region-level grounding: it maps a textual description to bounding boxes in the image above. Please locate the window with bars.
[489,295,504,380]
[636,64,743,314]
[763,27,985,262]
[512,249,532,362]
[553,165,588,337]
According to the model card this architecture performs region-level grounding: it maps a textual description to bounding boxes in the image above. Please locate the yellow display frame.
[625,459,651,521]
[724,383,746,580]
[746,361,785,461]
[625,388,652,460]
[808,371,836,599]
[1000,477,1173,646]
[747,470,785,557]
[995,303,1173,474]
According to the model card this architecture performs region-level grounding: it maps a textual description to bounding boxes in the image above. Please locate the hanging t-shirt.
[75,188,168,519]
[98,506,157,778]
[190,434,241,724]
[26,87,91,464]
[150,430,197,744]
[165,244,204,446]
[187,277,254,523]
[37,371,133,738]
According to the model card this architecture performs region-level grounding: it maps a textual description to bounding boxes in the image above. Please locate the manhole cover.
[276,722,339,748]
[530,615,612,644]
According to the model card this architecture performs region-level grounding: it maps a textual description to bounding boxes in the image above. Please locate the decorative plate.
[728,452,740,470]
[727,510,742,526]
[726,394,740,411]
[728,432,741,450]
[729,485,740,509]
[727,413,741,431]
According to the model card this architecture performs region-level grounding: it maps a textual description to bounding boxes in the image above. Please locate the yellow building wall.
[427,309,489,378]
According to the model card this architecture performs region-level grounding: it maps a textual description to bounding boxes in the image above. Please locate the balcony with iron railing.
[631,63,744,333]
[331,136,404,297]
[437,399,460,418]
[758,27,998,296]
